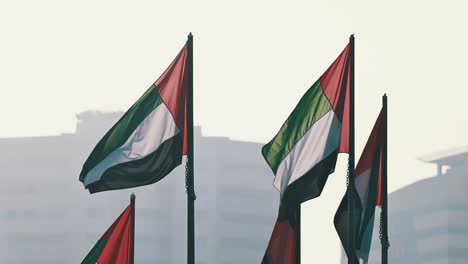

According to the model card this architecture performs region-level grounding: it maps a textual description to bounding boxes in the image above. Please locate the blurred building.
[0,111,278,264]
[341,147,468,263]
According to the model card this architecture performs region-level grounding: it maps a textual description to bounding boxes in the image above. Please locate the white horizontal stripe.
[274,110,341,195]
[84,104,179,186]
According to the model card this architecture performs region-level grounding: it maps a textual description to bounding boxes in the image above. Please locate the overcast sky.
[1,0,467,262]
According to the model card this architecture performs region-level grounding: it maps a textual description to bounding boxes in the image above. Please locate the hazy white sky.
[1,0,467,262]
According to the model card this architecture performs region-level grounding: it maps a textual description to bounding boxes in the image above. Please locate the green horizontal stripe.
[79,85,164,182]
[81,238,108,264]
[262,81,333,174]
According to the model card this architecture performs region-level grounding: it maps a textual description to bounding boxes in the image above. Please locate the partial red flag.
[82,203,134,264]
[262,209,298,264]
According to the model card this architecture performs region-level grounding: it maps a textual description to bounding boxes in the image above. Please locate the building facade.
[0,111,278,264]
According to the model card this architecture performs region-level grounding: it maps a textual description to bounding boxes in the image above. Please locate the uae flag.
[261,43,351,263]
[79,45,189,193]
[82,199,135,264]
[262,43,351,213]
[334,109,384,263]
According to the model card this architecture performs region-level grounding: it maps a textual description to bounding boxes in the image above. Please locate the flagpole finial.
[130,193,136,201]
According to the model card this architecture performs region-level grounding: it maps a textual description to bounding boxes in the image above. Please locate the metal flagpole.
[186,32,196,264]
[348,34,358,264]
[130,193,136,264]
[381,94,389,264]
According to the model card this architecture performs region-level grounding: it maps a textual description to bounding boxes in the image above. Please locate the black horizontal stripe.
[87,134,182,193]
[333,184,362,262]
[262,152,339,264]
[280,150,339,218]
[79,86,163,182]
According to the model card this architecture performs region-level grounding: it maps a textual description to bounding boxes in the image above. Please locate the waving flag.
[262,43,351,213]
[82,196,135,264]
[262,42,351,263]
[79,45,189,193]
[334,109,384,263]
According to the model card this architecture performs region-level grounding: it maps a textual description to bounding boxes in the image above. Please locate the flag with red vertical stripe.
[334,109,384,263]
[79,45,189,193]
[261,42,351,263]
[82,203,134,264]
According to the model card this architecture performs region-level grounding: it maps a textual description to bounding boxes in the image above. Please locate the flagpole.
[186,32,196,264]
[382,94,389,264]
[130,193,136,264]
[348,34,358,264]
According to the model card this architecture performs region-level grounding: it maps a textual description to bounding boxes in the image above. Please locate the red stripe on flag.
[154,45,189,155]
[355,111,383,176]
[376,150,384,207]
[262,212,298,264]
[354,110,384,206]
[319,44,351,153]
[97,205,134,264]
